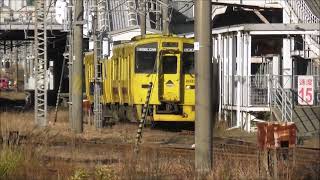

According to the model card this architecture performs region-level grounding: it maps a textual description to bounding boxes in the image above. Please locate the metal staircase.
[271,77,293,122]
[271,76,320,137]
[285,0,320,24]
[284,0,320,58]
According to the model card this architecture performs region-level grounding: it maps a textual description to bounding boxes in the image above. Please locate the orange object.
[257,122,297,150]
[82,99,92,113]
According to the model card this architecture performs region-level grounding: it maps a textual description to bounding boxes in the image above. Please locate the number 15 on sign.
[298,76,314,105]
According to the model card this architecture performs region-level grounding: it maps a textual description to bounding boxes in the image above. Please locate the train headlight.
[186,85,195,89]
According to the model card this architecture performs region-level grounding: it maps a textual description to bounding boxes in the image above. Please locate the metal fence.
[221,74,320,108]
[0,8,58,26]
[249,75,270,106]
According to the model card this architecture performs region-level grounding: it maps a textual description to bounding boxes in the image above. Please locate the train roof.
[112,34,193,49]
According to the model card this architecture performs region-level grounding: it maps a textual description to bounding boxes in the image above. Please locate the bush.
[0,146,22,178]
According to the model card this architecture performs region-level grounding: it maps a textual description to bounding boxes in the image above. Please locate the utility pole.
[72,0,84,133]
[139,0,146,35]
[34,0,48,127]
[195,0,214,176]
[162,0,169,34]
[68,0,73,129]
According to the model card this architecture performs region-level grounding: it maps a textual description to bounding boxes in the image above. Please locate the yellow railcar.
[84,52,94,102]
[84,34,195,122]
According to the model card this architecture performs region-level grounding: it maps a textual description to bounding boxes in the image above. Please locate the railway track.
[1,128,318,178]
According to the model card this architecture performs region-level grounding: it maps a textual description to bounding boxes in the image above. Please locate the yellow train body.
[84,34,195,122]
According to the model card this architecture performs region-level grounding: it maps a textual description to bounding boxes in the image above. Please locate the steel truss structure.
[34,0,48,126]
[93,0,109,128]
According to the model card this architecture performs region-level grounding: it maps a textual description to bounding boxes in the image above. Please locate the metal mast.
[34,0,48,127]
[92,0,104,128]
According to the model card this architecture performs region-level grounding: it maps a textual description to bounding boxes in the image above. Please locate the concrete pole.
[139,0,146,36]
[162,0,169,34]
[72,0,83,133]
[68,0,73,129]
[195,0,213,176]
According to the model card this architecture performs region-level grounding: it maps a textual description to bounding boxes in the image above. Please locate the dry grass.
[0,112,35,138]
[0,111,319,179]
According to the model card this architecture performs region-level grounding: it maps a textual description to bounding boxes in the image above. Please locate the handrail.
[285,0,320,24]
[270,76,293,122]
[284,0,320,46]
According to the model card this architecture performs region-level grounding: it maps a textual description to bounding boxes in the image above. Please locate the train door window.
[135,43,157,73]
[162,56,177,74]
[182,44,195,74]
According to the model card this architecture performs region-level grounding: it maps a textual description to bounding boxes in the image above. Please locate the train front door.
[159,54,181,102]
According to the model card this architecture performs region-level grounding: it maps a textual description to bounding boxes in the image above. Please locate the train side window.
[135,51,157,73]
[162,56,177,74]
[182,52,194,74]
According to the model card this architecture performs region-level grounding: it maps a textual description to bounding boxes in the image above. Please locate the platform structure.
[212,23,320,133]
[204,0,320,136]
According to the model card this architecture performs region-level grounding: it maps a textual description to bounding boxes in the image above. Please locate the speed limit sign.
[298,76,314,105]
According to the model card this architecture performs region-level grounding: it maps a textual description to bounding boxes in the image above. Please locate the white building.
[207,0,320,136]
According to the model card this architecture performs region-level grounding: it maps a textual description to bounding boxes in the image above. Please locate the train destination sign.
[136,47,157,52]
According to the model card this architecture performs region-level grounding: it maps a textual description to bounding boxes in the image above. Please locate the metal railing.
[270,76,293,122]
[271,75,320,105]
[285,0,320,46]
[221,75,271,107]
[270,75,320,122]
[249,75,270,106]
[0,8,60,26]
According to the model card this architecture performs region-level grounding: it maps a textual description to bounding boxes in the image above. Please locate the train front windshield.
[135,43,158,73]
